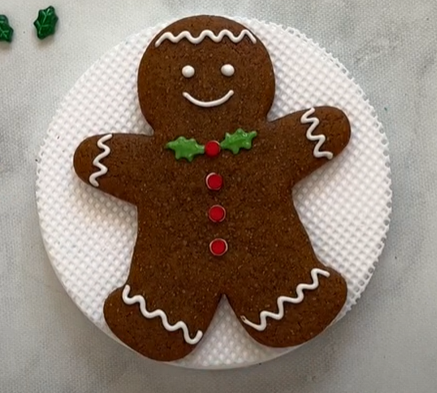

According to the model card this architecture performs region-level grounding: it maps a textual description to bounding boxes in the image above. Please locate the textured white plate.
[36,17,391,369]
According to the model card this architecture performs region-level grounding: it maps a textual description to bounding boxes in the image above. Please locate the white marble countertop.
[0,0,435,392]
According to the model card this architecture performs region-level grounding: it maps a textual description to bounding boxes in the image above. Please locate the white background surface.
[0,0,435,391]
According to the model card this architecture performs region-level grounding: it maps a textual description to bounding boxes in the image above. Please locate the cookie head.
[138,16,275,141]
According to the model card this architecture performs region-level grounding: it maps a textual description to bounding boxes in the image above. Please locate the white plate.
[36,17,391,369]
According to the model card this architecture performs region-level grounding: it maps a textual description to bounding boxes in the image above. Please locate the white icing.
[155,29,257,47]
[122,285,203,345]
[300,108,334,160]
[183,90,234,108]
[89,134,112,187]
[240,268,330,331]
[221,64,235,77]
[182,65,195,78]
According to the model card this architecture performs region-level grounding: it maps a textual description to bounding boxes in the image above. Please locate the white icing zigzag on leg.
[240,268,331,331]
[301,108,334,160]
[122,285,203,345]
[89,134,112,187]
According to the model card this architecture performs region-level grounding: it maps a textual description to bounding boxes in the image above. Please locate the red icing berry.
[209,205,226,223]
[206,173,223,191]
[209,238,228,256]
[205,140,221,157]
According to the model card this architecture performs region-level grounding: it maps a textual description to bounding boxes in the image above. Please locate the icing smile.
[182,90,234,108]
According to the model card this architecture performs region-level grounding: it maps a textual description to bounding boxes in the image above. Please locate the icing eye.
[221,64,235,77]
[182,65,195,78]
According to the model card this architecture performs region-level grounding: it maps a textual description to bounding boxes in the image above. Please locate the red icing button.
[209,205,226,223]
[205,140,221,157]
[209,238,228,256]
[206,173,223,191]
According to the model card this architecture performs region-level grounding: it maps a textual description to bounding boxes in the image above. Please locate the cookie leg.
[226,195,348,348]
[103,242,220,361]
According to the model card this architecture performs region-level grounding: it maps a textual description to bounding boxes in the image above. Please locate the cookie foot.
[104,286,204,362]
[230,266,347,348]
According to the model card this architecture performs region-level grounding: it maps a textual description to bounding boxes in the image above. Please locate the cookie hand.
[270,106,351,180]
[73,133,153,204]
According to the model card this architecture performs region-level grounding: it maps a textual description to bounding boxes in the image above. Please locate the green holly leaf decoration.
[166,136,205,162]
[220,129,257,154]
[34,6,58,40]
[0,15,14,43]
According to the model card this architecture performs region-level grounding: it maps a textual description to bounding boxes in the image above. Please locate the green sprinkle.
[34,6,58,40]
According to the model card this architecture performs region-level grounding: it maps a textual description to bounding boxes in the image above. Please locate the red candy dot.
[209,205,226,223]
[205,140,221,157]
[206,173,223,191]
[209,238,228,256]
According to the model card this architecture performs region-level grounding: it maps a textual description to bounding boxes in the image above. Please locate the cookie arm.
[73,133,151,204]
[270,106,351,179]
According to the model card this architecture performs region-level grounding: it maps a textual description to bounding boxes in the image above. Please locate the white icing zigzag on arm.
[300,108,334,160]
[89,134,112,187]
[240,268,331,331]
[155,29,257,47]
[122,285,203,345]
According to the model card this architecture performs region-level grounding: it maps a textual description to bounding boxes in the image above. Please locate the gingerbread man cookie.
[73,15,351,362]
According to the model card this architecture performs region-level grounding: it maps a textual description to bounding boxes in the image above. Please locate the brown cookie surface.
[73,15,351,362]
